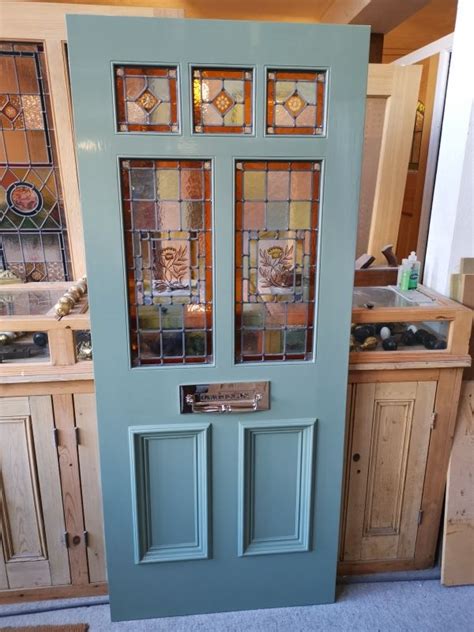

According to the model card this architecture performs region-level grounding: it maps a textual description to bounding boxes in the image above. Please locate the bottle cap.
[408,251,417,261]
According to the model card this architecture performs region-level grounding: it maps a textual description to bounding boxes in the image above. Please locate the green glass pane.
[161,331,183,356]
[161,304,183,329]
[185,331,206,356]
[150,102,171,125]
[224,103,244,126]
[138,305,160,330]
[296,81,316,105]
[224,79,244,102]
[148,77,170,101]
[242,303,264,327]
[286,328,306,353]
[289,202,311,229]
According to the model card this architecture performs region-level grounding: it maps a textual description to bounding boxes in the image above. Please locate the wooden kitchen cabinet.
[0,389,106,602]
[0,395,69,590]
[339,284,471,575]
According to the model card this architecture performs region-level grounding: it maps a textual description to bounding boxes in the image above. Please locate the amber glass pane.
[266,69,326,136]
[115,65,179,133]
[0,42,70,282]
[192,68,253,134]
[235,161,320,363]
[121,159,213,366]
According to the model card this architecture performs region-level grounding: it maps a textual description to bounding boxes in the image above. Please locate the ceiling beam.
[320,0,432,34]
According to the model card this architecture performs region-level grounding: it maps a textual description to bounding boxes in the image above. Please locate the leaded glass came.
[192,67,253,134]
[235,161,320,362]
[114,65,179,133]
[121,159,213,366]
[266,69,326,136]
[0,42,70,281]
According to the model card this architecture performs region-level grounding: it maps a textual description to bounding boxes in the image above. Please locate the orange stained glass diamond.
[212,90,234,115]
[136,89,160,112]
[284,92,306,118]
[2,102,19,121]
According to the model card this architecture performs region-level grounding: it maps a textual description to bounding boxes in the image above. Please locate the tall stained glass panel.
[235,161,320,363]
[114,65,179,133]
[121,159,213,366]
[192,68,253,134]
[0,42,70,281]
[266,69,326,135]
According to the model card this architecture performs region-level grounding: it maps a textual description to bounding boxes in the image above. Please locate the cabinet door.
[74,393,106,583]
[0,396,70,589]
[341,381,436,564]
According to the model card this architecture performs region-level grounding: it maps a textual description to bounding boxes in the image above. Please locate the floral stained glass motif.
[235,161,321,363]
[266,69,326,135]
[192,68,253,134]
[121,159,213,366]
[114,65,179,133]
[0,42,70,282]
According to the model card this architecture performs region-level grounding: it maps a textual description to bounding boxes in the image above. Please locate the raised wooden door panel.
[0,396,70,589]
[341,381,436,565]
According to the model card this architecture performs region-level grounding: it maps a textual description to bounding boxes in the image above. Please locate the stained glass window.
[121,159,213,366]
[115,65,179,133]
[192,68,253,134]
[0,42,70,282]
[266,69,326,136]
[235,161,320,363]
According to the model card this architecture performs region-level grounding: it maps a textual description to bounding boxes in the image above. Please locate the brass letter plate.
[180,382,270,414]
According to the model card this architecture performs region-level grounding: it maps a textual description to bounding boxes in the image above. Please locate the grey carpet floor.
[1,580,473,632]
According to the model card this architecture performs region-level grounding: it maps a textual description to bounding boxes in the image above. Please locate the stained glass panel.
[266,69,326,136]
[114,65,179,133]
[0,42,70,281]
[192,68,253,134]
[121,159,213,366]
[235,161,320,363]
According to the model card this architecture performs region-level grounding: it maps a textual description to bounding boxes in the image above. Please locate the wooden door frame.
[0,1,183,280]
[393,34,453,273]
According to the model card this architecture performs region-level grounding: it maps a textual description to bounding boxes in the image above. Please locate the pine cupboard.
[339,286,472,575]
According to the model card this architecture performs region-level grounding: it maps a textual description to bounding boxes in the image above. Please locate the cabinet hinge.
[63,531,69,548]
[418,510,424,525]
[430,412,437,430]
[83,530,89,547]
[74,425,80,445]
[53,427,59,448]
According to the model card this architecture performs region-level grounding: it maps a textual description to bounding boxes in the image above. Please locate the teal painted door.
[67,16,368,621]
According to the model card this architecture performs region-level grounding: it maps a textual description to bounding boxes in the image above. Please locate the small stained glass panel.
[121,159,213,366]
[114,65,179,133]
[235,161,320,363]
[266,69,326,136]
[0,42,70,282]
[192,68,253,134]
